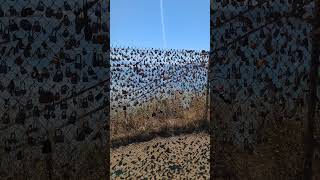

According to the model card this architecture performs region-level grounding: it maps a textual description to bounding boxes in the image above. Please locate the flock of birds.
[211,0,313,149]
[0,0,109,179]
[111,133,209,179]
[110,2,313,177]
[110,47,209,113]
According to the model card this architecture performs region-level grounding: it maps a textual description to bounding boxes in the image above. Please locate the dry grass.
[110,92,208,142]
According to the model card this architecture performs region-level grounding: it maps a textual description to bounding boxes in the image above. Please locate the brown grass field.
[110,93,210,179]
[110,92,209,144]
[110,92,320,179]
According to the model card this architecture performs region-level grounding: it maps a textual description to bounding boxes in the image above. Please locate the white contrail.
[160,0,167,48]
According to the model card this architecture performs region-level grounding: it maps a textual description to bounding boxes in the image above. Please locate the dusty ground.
[110,132,209,179]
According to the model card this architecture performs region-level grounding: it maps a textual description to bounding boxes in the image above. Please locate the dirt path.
[110,132,209,179]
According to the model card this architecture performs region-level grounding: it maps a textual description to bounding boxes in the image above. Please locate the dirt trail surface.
[110,133,209,179]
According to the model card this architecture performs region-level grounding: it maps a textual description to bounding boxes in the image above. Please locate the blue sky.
[111,0,210,51]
